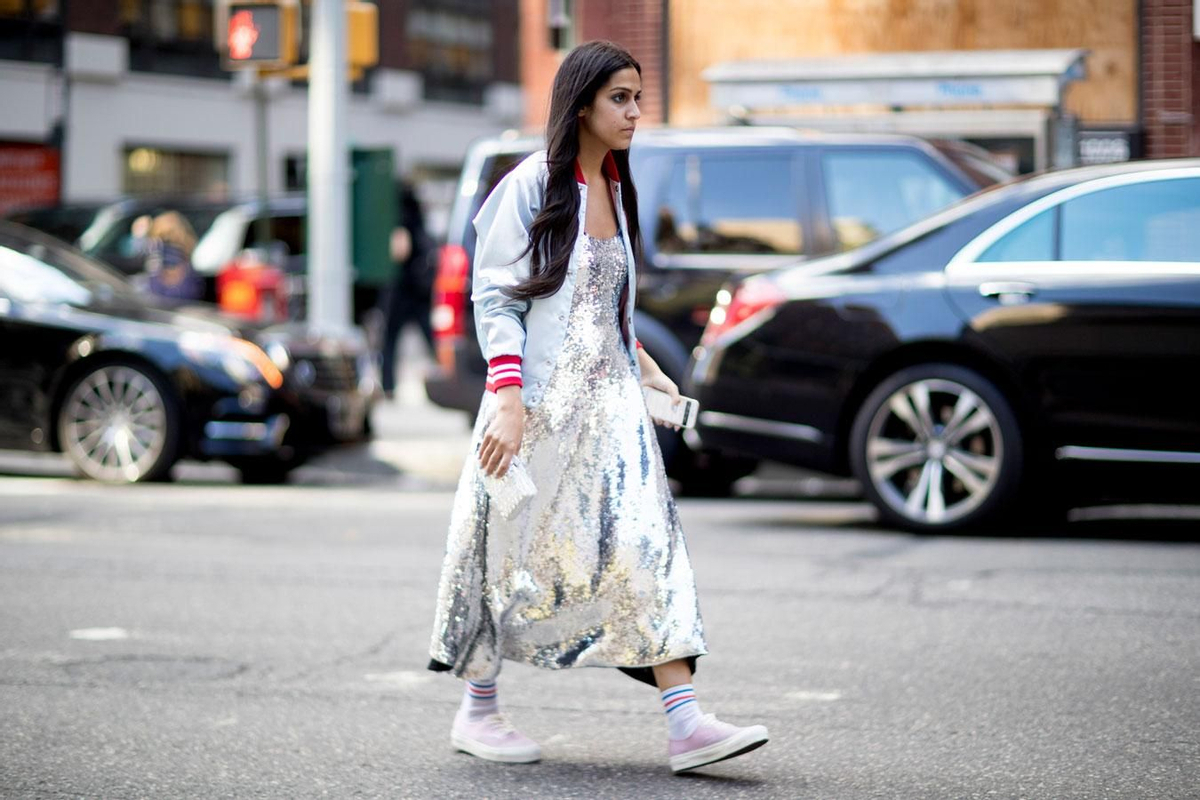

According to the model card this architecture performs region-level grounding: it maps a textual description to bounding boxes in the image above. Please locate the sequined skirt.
[428,234,707,682]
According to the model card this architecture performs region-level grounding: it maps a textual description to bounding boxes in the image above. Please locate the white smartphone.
[642,386,699,429]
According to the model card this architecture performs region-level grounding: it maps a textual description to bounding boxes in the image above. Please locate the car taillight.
[432,244,469,371]
[217,259,288,323]
[700,278,785,347]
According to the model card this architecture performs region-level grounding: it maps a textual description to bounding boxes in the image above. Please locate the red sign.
[228,9,261,60]
[0,144,60,216]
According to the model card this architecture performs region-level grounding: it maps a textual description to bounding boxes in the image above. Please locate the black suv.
[425,127,1001,493]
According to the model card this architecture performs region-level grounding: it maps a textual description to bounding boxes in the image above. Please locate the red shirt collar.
[574,151,621,185]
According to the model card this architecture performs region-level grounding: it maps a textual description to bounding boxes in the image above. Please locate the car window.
[1060,177,1200,262]
[0,246,93,305]
[0,231,134,306]
[977,209,1056,262]
[654,153,802,256]
[242,214,306,255]
[193,209,248,273]
[822,151,963,250]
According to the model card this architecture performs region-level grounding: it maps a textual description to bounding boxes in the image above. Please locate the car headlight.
[180,332,284,389]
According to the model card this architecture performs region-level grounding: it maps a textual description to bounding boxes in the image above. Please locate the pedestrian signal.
[216,0,299,70]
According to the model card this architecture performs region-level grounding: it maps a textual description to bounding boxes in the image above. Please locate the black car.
[425,127,1000,493]
[688,160,1200,530]
[0,221,373,484]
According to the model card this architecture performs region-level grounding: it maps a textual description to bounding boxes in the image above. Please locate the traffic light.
[347,2,378,71]
[216,0,299,69]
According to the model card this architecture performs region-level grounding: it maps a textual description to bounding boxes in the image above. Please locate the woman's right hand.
[479,385,525,477]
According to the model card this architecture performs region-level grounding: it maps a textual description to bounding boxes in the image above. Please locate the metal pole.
[307,0,352,337]
[253,72,271,247]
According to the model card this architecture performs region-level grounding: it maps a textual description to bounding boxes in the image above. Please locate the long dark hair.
[508,40,642,301]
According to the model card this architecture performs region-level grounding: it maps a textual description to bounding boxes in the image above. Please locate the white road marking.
[786,690,842,702]
[363,670,434,687]
[69,627,130,641]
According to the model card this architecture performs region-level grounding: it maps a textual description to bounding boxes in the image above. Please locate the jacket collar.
[574,151,621,185]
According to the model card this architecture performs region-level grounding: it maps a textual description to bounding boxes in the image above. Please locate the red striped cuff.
[635,339,643,350]
[486,355,523,392]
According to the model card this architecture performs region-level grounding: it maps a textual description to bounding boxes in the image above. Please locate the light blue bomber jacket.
[471,149,642,407]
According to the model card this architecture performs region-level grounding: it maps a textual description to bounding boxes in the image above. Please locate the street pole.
[253,72,271,248]
[307,0,352,337]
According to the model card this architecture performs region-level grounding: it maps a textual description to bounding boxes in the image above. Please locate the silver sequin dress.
[429,233,708,683]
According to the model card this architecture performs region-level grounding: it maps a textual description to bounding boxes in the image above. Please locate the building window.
[122,0,226,79]
[407,2,493,105]
[0,0,62,64]
[547,0,574,51]
[0,0,58,19]
[123,146,229,197]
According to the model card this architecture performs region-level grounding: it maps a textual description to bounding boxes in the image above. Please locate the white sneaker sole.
[669,725,769,773]
[451,731,541,764]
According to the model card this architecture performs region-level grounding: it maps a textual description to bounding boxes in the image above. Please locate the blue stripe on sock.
[661,686,693,702]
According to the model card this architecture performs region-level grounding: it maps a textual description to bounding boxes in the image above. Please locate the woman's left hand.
[638,350,682,431]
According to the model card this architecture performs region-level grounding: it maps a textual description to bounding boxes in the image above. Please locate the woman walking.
[427,40,768,774]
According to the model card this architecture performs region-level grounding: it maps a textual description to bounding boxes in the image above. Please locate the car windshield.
[0,226,138,306]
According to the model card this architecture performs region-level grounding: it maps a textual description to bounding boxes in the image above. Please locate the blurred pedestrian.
[427,40,769,773]
[144,211,203,301]
[378,182,434,400]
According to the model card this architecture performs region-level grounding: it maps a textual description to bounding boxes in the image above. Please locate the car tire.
[58,360,181,484]
[849,364,1023,532]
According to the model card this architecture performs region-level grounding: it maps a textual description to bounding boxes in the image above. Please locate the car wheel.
[58,361,180,483]
[849,364,1023,532]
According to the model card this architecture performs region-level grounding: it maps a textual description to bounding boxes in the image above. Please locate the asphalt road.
[2,341,1199,799]
[2,458,1199,798]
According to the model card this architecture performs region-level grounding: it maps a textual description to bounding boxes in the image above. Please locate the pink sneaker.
[668,713,769,773]
[451,711,541,763]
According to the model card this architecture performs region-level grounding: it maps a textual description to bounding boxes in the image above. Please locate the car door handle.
[979,281,1037,301]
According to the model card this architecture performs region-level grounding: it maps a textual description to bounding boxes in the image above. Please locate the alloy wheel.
[61,365,170,483]
[864,378,1003,526]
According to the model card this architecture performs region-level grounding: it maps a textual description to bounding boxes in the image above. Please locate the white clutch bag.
[481,455,538,519]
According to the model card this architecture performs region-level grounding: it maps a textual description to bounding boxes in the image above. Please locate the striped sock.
[461,679,499,722]
[661,683,703,740]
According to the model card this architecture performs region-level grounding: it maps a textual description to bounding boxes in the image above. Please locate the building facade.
[0,0,523,227]
[519,0,1199,171]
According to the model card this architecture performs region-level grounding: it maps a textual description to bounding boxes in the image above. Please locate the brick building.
[1141,0,1200,158]
[520,0,1199,169]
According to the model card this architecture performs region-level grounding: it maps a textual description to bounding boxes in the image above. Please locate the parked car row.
[689,159,1200,530]
[0,221,377,484]
[7,194,383,324]
[424,127,1003,494]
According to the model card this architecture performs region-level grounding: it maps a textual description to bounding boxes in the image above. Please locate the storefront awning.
[704,49,1088,111]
